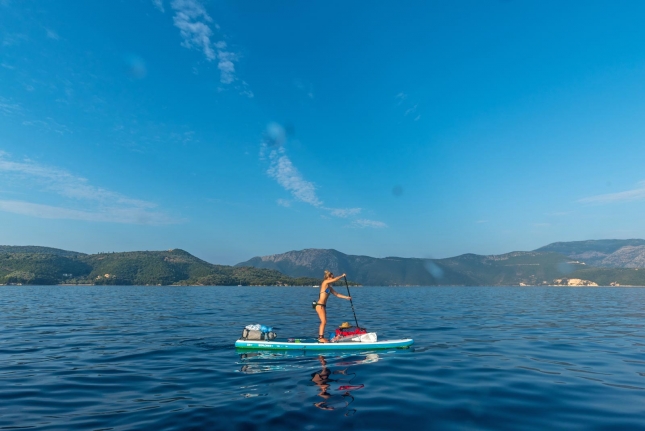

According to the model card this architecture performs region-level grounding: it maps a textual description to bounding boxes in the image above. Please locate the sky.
[1,0,645,265]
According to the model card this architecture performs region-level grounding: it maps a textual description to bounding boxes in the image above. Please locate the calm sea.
[1,286,645,430]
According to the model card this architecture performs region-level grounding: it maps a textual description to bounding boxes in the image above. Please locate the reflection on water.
[311,356,359,415]
[3,286,645,430]
[238,350,381,415]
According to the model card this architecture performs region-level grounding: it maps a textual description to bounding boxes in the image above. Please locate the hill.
[237,248,645,286]
[535,239,645,268]
[0,248,321,286]
[0,245,85,257]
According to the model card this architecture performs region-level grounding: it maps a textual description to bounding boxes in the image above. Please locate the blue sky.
[2,0,645,264]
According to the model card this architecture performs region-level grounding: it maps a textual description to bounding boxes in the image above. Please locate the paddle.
[344,276,360,329]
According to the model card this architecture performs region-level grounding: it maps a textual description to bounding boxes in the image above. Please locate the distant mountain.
[236,248,636,286]
[0,248,320,286]
[5,240,645,287]
[535,239,645,268]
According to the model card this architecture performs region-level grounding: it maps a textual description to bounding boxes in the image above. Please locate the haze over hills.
[236,239,645,286]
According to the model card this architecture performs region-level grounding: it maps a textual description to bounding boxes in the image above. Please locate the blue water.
[2,286,645,430]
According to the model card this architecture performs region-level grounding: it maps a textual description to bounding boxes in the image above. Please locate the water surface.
[1,286,645,430]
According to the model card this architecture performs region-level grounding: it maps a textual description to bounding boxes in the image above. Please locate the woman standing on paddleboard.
[313,270,351,342]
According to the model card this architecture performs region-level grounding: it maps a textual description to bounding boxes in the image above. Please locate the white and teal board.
[235,338,413,350]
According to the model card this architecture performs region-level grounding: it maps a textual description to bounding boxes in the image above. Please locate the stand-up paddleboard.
[235,337,413,350]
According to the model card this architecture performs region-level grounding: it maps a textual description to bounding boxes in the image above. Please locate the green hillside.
[0,253,92,285]
[0,248,322,286]
[569,267,645,286]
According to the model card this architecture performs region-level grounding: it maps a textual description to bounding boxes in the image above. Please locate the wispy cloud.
[171,0,216,60]
[352,219,388,229]
[261,123,385,228]
[45,28,59,40]
[276,198,291,207]
[214,41,236,84]
[2,33,27,47]
[0,200,172,224]
[267,148,322,207]
[0,152,177,224]
[0,97,22,116]
[22,118,71,135]
[168,0,247,91]
[404,104,417,116]
[329,208,361,218]
[152,0,165,12]
[396,92,420,120]
[578,181,645,204]
[295,80,315,99]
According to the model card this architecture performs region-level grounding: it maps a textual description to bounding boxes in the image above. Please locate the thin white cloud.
[171,0,216,60]
[329,207,361,218]
[239,84,254,98]
[578,181,645,204]
[152,0,165,12]
[45,28,59,40]
[261,124,384,227]
[169,0,243,86]
[267,148,322,207]
[0,152,177,224]
[276,199,291,208]
[215,41,236,84]
[22,118,71,135]
[404,104,417,116]
[352,219,388,229]
[395,92,407,102]
[0,200,173,224]
[476,220,488,224]
[0,97,22,116]
[295,80,315,99]
[2,33,28,47]
[276,198,291,207]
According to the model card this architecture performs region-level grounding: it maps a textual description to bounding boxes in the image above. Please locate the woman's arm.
[329,286,351,300]
[331,274,346,283]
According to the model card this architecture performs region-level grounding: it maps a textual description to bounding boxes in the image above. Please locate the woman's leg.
[316,305,327,341]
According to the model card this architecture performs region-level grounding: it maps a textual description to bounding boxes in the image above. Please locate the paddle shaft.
[344,276,360,329]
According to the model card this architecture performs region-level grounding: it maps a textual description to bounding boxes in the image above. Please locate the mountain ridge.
[3,239,645,286]
[236,239,645,286]
[0,248,322,286]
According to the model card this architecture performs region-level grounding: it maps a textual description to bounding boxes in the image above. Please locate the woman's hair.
[324,270,332,279]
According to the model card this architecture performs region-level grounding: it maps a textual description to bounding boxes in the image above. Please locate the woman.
[313,270,352,342]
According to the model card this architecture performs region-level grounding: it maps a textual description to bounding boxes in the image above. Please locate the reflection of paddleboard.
[235,338,413,350]
[338,384,364,391]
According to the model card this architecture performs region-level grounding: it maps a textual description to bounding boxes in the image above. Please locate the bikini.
[312,287,330,309]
